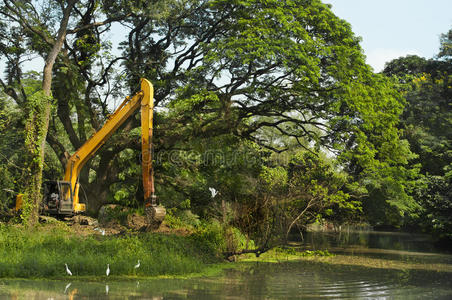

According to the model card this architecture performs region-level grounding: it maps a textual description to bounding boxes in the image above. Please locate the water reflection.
[296,230,452,264]
[298,230,442,253]
[63,282,71,294]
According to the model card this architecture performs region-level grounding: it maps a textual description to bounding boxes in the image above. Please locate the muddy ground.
[39,214,191,237]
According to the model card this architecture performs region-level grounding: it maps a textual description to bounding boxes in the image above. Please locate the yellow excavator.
[16,79,166,227]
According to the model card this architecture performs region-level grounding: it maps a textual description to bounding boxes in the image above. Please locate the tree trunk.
[86,183,110,215]
[23,98,49,225]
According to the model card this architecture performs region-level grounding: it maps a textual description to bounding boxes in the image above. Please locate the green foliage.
[286,151,361,226]
[227,148,363,248]
[273,247,332,257]
[383,55,430,78]
[164,210,190,229]
[144,0,410,237]
[406,73,451,176]
[0,95,25,211]
[274,246,298,256]
[192,220,227,254]
[260,166,288,191]
[0,74,61,220]
[21,90,53,225]
[166,208,201,228]
[337,73,419,227]
[167,210,253,254]
[415,175,452,241]
[0,166,15,211]
[382,27,452,238]
[298,250,333,257]
[383,56,451,177]
[438,28,452,59]
[223,225,253,253]
[170,88,220,113]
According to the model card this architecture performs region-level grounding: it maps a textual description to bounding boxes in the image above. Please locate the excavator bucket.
[145,205,166,230]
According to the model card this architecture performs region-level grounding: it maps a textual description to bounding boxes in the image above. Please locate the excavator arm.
[140,79,157,207]
[65,79,157,211]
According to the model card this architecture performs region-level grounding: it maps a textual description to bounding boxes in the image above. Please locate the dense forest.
[0,0,450,250]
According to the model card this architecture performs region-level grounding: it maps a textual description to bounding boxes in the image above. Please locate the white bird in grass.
[94,227,106,235]
[209,187,218,198]
[106,264,110,276]
[134,260,140,270]
[65,264,72,276]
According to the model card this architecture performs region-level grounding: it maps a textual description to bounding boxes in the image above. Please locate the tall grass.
[0,223,221,279]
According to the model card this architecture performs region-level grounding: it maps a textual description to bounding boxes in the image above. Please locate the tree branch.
[223,245,272,260]
[67,14,132,34]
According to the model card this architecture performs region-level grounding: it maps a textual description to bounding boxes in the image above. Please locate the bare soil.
[61,214,192,237]
[3,210,192,237]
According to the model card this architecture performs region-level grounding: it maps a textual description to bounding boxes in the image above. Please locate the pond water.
[299,230,452,264]
[300,230,446,253]
[1,231,451,299]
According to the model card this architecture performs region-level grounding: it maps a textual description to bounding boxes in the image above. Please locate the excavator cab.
[42,181,80,216]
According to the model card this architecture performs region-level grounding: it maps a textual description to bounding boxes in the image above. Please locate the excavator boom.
[65,79,155,211]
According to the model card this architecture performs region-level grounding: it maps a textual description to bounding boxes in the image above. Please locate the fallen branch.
[223,246,272,260]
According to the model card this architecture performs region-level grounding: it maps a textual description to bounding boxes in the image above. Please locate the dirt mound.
[154,222,192,236]
[27,207,188,237]
[69,210,188,237]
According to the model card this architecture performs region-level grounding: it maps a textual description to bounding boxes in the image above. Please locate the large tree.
[1,0,410,220]
[0,0,140,222]
[1,0,78,224]
[119,0,410,189]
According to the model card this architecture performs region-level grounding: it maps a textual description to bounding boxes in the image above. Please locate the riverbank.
[0,222,224,279]
[1,221,451,281]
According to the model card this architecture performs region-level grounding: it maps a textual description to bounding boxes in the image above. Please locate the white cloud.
[365,48,422,72]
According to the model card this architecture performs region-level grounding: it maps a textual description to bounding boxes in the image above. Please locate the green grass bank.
[0,223,223,279]
[2,221,450,280]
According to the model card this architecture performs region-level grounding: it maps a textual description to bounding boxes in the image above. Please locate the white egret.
[106,264,110,276]
[134,260,140,269]
[208,187,218,198]
[65,263,72,276]
[94,227,106,235]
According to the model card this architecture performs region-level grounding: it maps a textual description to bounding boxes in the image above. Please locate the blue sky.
[324,0,452,71]
[8,1,452,74]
